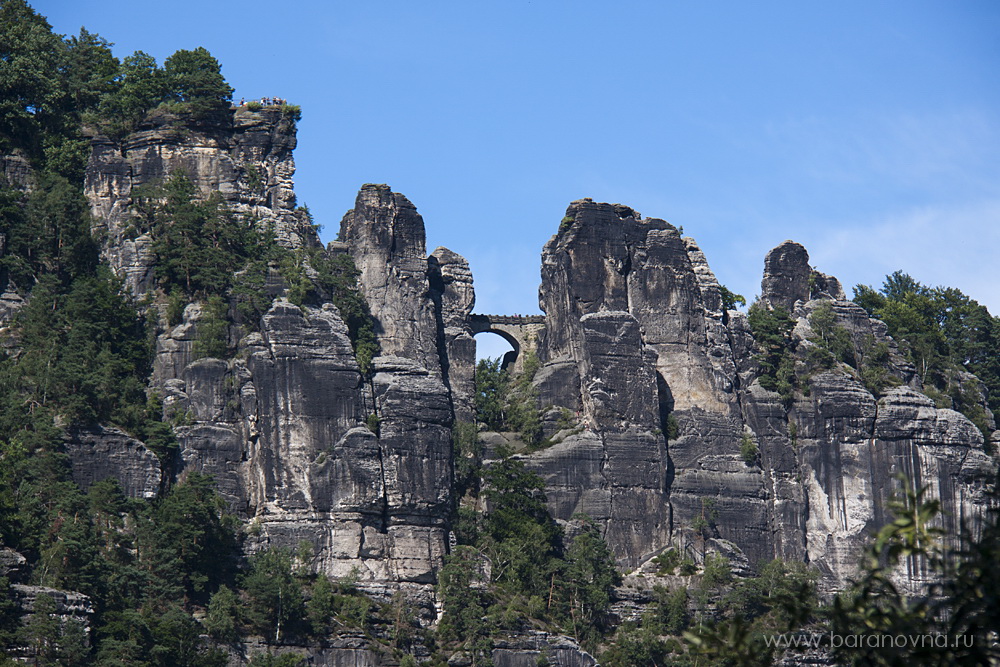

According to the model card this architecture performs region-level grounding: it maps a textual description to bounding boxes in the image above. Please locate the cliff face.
[85,107,318,295]
[74,110,478,617]
[532,211,995,591]
[48,105,995,663]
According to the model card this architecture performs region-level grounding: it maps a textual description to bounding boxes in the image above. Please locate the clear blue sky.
[37,1,1000,359]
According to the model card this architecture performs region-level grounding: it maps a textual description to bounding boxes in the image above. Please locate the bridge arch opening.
[474,331,519,370]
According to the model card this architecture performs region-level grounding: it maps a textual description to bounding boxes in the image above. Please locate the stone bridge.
[469,314,545,372]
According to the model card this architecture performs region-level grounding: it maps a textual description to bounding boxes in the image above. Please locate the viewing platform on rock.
[469,314,546,372]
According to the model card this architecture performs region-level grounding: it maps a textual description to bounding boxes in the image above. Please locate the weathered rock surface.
[339,184,443,376]
[9,585,93,657]
[761,240,812,311]
[491,633,597,667]
[0,548,27,581]
[246,300,364,512]
[528,199,994,594]
[532,199,749,565]
[429,246,477,422]
[235,310,450,595]
[63,426,162,499]
[85,106,318,296]
[0,153,33,191]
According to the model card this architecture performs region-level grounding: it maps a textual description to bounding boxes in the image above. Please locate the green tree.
[20,592,61,664]
[247,653,307,667]
[807,301,854,367]
[474,357,509,430]
[162,47,232,119]
[192,296,229,359]
[452,421,482,500]
[506,351,542,446]
[747,301,796,405]
[305,574,335,636]
[205,585,240,644]
[854,272,1000,434]
[64,28,119,114]
[97,51,166,139]
[480,452,562,595]
[437,545,494,666]
[2,172,98,287]
[560,517,621,650]
[140,473,239,604]
[307,250,380,373]
[149,606,225,667]
[0,0,66,157]
[241,548,303,642]
[142,172,250,296]
[719,284,746,311]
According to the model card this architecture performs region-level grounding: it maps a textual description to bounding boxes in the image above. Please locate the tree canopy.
[855,271,999,438]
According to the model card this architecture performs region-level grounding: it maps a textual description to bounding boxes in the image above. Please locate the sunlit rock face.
[86,106,318,296]
[529,199,995,590]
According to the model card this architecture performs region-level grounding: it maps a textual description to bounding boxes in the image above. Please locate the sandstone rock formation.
[85,106,318,295]
[527,200,995,592]
[32,102,991,663]
[64,426,162,499]
[339,185,443,376]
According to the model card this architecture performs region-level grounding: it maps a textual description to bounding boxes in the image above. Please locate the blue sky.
[37,1,1000,359]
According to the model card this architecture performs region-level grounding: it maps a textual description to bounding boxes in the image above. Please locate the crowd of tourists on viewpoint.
[237,97,288,107]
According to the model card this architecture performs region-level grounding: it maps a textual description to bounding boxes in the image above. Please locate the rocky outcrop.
[526,312,670,565]
[531,199,748,565]
[761,240,812,311]
[0,154,33,191]
[491,633,597,667]
[526,198,995,590]
[0,548,27,581]
[9,584,93,658]
[429,246,476,422]
[85,106,318,295]
[0,286,25,330]
[63,426,162,499]
[245,300,364,513]
[339,185,442,376]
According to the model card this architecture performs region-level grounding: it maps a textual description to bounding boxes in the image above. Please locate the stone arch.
[473,330,519,369]
[469,314,545,373]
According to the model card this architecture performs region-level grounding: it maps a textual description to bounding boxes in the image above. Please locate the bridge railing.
[470,314,546,325]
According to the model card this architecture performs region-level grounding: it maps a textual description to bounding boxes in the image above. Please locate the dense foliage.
[0,0,232,167]
[131,173,266,299]
[440,444,620,660]
[855,271,1000,438]
[746,301,797,405]
[473,352,542,446]
[0,2,377,662]
[1,472,237,665]
[826,479,1000,666]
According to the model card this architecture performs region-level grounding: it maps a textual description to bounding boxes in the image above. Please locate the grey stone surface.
[85,107,318,296]
[9,585,93,658]
[63,426,162,499]
[531,201,994,593]
[0,548,27,582]
[525,311,670,566]
[761,240,812,311]
[339,184,442,375]
[429,246,477,422]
